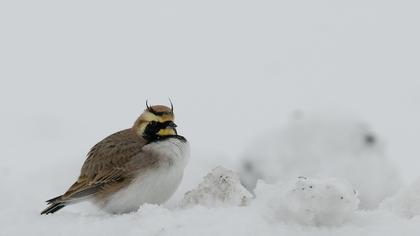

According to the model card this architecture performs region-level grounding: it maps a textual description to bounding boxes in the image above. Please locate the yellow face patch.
[157,128,177,136]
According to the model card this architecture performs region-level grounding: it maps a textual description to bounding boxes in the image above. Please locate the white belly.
[102,138,189,214]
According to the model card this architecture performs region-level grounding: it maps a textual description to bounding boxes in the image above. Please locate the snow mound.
[239,112,402,209]
[253,177,359,226]
[381,177,420,218]
[181,166,252,207]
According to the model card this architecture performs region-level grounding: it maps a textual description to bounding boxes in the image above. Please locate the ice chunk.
[181,166,252,207]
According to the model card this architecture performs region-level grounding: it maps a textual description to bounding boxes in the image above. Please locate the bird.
[41,101,190,214]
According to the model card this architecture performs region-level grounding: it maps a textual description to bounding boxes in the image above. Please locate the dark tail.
[40,195,67,215]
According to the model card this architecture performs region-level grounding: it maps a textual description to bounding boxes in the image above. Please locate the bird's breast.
[144,136,190,169]
[101,137,190,214]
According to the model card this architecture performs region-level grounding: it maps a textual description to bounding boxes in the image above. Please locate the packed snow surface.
[239,112,402,209]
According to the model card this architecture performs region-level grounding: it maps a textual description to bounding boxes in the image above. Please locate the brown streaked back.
[60,129,152,201]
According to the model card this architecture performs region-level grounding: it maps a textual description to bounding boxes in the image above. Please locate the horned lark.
[41,101,189,214]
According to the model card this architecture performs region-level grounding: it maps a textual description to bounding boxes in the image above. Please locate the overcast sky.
[1,0,419,181]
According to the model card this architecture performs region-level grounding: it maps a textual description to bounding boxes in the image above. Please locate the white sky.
[1,0,419,181]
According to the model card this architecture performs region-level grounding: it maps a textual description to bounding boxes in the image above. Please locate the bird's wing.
[59,129,156,202]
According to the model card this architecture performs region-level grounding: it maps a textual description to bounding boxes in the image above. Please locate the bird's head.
[133,101,178,140]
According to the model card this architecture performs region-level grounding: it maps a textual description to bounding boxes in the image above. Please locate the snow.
[180,166,252,208]
[252,177,359,226]
[239,112,402,209]
[381,178,420,218]
[2,172,420,236]
[2,0,420,235]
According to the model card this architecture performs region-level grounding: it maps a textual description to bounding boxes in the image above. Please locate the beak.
[167,121,177,128]
[167,121,178,135]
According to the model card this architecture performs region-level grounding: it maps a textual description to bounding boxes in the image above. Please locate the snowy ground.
[1,0,420,235]
[2,165,420,236]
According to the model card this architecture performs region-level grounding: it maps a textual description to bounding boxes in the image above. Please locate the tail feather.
[41,195,67,215]
[41,203,66,215]
[46,195,62,204]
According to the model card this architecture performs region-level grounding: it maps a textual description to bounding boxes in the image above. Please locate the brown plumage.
[41,104,188,215]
